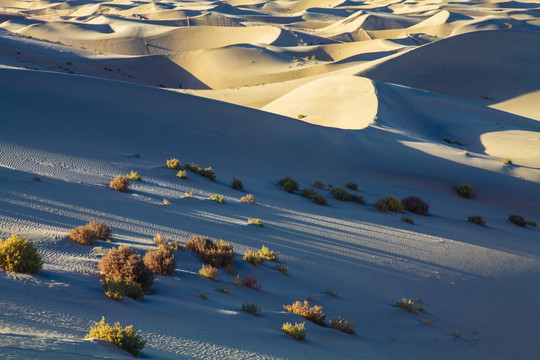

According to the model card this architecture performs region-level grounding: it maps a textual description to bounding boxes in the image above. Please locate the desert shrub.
[278,177,299,193]
[284,301,326,325]
[374,195,403,213]
[527,220,537,227]
[209,194,225,204]
[275,263,288,275]
[421,318,432,326]
[240,194,255,203]
[143,249,176,275]
[330,187,352,201]
[401,196,429,215]
[98,246,154,292]
[313,181,325,189]
[86,317,145,357]
[395,298,424,314]
[244,250,263,266]
[257,245,278,261]
[468,216,486,227]
[127,171,141,181]
[176,170,188,179]
[163,198,171,205]
[167,158,180,169]
[110,175,129,192]
[199,291,207,299]
[248,218,264,227]
[241,275,261,290]
[231,178,244,191]
[219,286,228,293]
[199,264,219,280]
[312,193,328,206]
[85,222,112,240]
[329,317,356,334]
[455,184,474,198]
[68,225,96,245]
[401,216,414,224]
[184,192,193,198]
[183,163,198,172]
[509,215,526,227]
[153,234,180,254]
[345,182,358,191]
[351,195,365,205]
[501,158,513,165]
[441,138,462,145]
[242,302,261,315]
[325,288,337,297]
[282,322,306,341]
[233,275,243,286]
[300,188,317,199]
[184,163,216,181]
[186,236,235,267]
[101,278,144,301]
[0,234,43,274]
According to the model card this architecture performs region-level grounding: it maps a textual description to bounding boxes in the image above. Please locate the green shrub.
[85,317,145,357]
[509,215,526,227]
[143,249,176,275]
[284,300,326,325]
[127,171,141,181]
[330,187,352,201]
[242,302,261,316]
[199,291,207,299]
[455,184,474,198]
[395,298,424,314]
[101,278,145,301]
[167,158,180,169]
[300,188,317,199]
[325,288,337,297]
[468,216,486,227]
[329,317,356,334]
[278,177,299,193]
[345,182,358,191]
[441,138,462,146]
[110,175,129,192]
[98,246,154,292]
[0,234,43,273]
[209,194,225,204]
[240,194,255,203]
[248,218,264,227]
[351,195,365,205]
[257,245,278,261]
[231,178,244,191]
[401,196,429,215]
[401,216,414,224]
[374,195,404,213]
[184,163,216,181]
[244,250,263,266]
[275,263,288,275]
[282,322,307,341]
[219,286,228,293]
[199,264,219,280]
[176,170,188,179]
[312,193,328,206]
[313,181,325,189]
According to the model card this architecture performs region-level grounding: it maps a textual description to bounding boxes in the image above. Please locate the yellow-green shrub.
[282,322,307,341]
[101,278,145,301]
[257,245,278,261]
[244,250,263,266]
[167,158,180,169]
[0,234,43,273]
[85,317,145,357]
[329,317,356,334]
[199,264,219,280]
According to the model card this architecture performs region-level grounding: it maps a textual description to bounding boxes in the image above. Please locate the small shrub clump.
[101,278,144,301]
[468,216,486,227]
[282,322,306,341]
[527,220,537,227]
[240,194,255,203]
[68,221,111,245]
[325,288,337,297]
[330,187,352,201]
[242,302,261,316]
[167,158,180,169]
[209,194,225,204]
[278,177,299,193]
[244,250,263,266]
[110,175,129,192]
[455,184,474,199]
[186,236,235,268]
[301,188,327,206]
[183,163,216,181]
[163,198,171,206]
[275,263,288,275]
[401,216,414,224]
[300,188,317,199]
[284,300,326,325]
[329,317,356,334]
[86,317,145,357]
[127,171,141,181]
[176,170,188,179]
[153,233,181,254]
[257,245,278,262]
[0,234,43,274]
[401,196,429,215]
[345,182,358,191]
[374,195,404,213]
[199,264,219,280]
[98,246,154,292]
[313,181,325,189]
[143,249,176,275]
[508,215,526,227]
[231,178,244,191]
[395,298,424,314]
[248,218,264,227]
[241,275,261,290]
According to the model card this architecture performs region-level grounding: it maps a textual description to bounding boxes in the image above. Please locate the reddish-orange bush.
[110,176,129,192]
[143,249,176,275]
[98,246,154,292]
[284,300,326,325]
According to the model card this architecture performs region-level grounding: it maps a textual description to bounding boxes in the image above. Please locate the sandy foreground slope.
[0,1,539,359]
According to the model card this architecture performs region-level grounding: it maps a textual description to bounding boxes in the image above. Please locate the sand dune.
[1,0,539,359]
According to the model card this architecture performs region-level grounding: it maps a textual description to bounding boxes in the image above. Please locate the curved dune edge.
[261,76,377,129]
[480,130,540,168]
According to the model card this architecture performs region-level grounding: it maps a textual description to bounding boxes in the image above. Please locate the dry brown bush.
[143,249,176,275]
[186,236,234,267]
[98,246,154,292]
[110,176,129,192]
[68,226,96,245]
[240,194,255,203]
[199,264,219,280]
[284,300,326,325]
[85,221,112,240]
[401,196,429,215]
